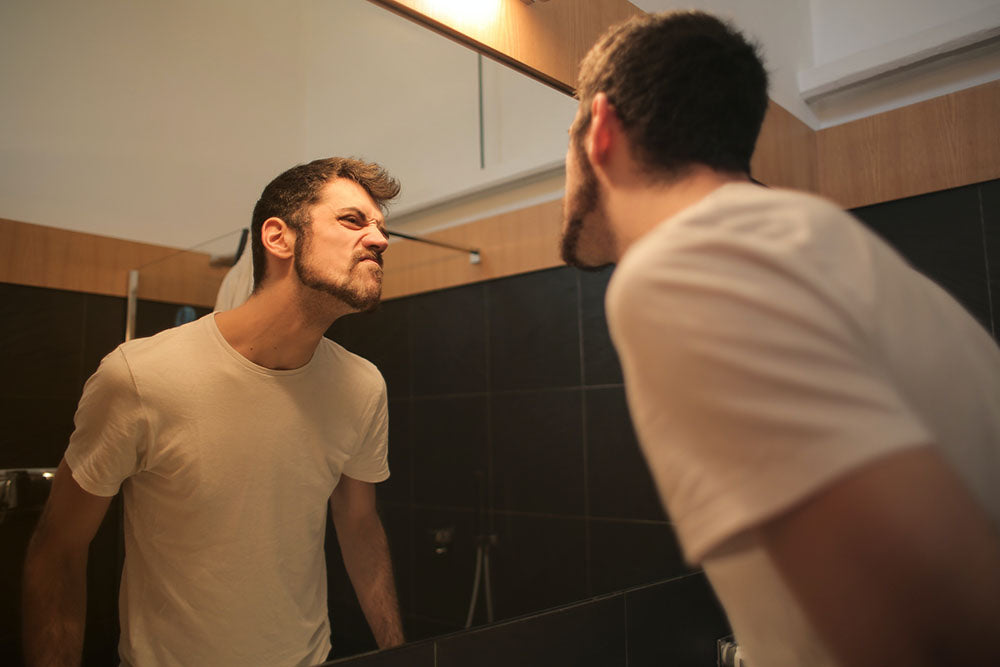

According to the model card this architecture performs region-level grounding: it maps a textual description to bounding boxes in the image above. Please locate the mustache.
[353,251,383,268]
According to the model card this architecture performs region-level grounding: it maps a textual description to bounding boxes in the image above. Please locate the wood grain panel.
[0,218,227,307]
[382,198,563,299]
[369,0,643,93]
[753,101,818,193]
[817,80,1000,209]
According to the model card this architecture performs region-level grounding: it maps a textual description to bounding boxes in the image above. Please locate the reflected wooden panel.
[0,218,226,307]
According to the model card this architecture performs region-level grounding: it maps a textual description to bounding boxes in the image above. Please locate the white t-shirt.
[65,314,389,667]
[606,182,1000,667]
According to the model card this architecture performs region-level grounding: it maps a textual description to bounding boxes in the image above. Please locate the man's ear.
[261,217,295,261]
[585,92,620,168]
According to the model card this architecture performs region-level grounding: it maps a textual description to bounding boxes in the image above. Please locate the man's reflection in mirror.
[23,157,406,666]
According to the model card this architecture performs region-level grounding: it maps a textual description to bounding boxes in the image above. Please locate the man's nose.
[363,225,389,253]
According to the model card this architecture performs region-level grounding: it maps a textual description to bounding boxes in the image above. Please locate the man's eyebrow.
[335,207,385,227]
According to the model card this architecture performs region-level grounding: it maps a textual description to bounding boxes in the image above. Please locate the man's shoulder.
[317,337,385,389]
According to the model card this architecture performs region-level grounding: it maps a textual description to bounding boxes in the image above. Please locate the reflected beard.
[560,141,612,272]
[294,231,382,312]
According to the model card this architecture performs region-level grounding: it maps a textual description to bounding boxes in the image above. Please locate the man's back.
[606,182,1000,665]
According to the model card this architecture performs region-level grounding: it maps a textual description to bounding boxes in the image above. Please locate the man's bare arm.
[23,458,112,667]
[757,446,1000,667]
[329,475,405,650]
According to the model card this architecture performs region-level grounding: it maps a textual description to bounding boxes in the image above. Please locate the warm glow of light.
[425,0,501,28]
[42,472,54,479]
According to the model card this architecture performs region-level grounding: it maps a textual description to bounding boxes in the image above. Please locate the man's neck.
[607,167,749,259]
[214,282,352,371]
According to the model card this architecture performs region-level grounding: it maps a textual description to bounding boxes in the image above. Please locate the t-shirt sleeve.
[341,372,390,483]
[607,231,932,564]
[64,347,149,497]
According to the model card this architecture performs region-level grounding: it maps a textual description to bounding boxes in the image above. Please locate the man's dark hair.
[250,157,400,289]
[575,11,769,179]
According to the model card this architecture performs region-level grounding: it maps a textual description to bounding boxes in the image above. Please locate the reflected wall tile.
[981,179,1000,338]
[580,266,623,386]
[625,574,730,667]
[322,640,436,667]
[586,388,666,521]
[378,399,411,505]
[411,396,488,509]
[489,513,587,621]
[81,293,126,390]
[0,283,86,399]
[852,184,992,330]
[410,284,487,396]
[326,298,412,398]
[588,519,690,597]
[410,507,478,627]
[488,268,581,391]
[0,397,77,467]
[491,389,584,515]
[436,596,626,667]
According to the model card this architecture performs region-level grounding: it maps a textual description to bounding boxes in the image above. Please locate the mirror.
[1,0,683,662]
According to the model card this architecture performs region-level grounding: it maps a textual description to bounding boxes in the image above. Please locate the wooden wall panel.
[0,218,227,307]
[752,101,818,193]
[817,80,1000,209]
[382,198,563,299]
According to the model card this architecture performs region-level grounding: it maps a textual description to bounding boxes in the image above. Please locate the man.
[561,11,1000,667]
[23,157,406,666]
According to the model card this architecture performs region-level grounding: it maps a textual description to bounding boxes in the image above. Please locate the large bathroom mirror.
[1,0,686,663]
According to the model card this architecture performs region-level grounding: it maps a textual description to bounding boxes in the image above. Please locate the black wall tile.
[322,640,435,667]
[0,397,77,468]
[852,184,992,330]
[980,179,1000,338]
[326,298,411,398]
[588,519,690,596]
[491,389,584,515]
[625,574,729,667]
[410,507,478,627]
[133,300,210,340]
[489,514,587,621]
[410,284,487,396]
[378,399,411,505]
[0,283,86,399]
[586,388,666,521]
[580,266,623,386]
[436,596,626,667]
[80,293,126,391]
[488,268,581,391]
[411,396,488,509]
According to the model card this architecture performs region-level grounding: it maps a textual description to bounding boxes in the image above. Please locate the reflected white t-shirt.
[606,183,1000,666]
[66,314,389,667]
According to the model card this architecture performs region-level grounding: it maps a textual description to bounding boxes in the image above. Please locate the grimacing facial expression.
[292,178,388,312]
[560,111,613,271]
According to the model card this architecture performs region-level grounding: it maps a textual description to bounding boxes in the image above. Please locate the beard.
[293,229,383,313]
[560,138,613,272]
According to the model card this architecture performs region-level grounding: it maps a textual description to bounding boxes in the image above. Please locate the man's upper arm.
[32,458,113,553]
[755,446,1000,667]
[330,474,377,525]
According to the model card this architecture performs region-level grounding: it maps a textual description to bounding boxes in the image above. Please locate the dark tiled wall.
[326,265,700,655]
[321,572,729,667]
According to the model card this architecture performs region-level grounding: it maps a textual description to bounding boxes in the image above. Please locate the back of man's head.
[575,11,769,179]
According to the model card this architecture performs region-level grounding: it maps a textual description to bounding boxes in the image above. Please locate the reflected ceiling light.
[426,0,501,26]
